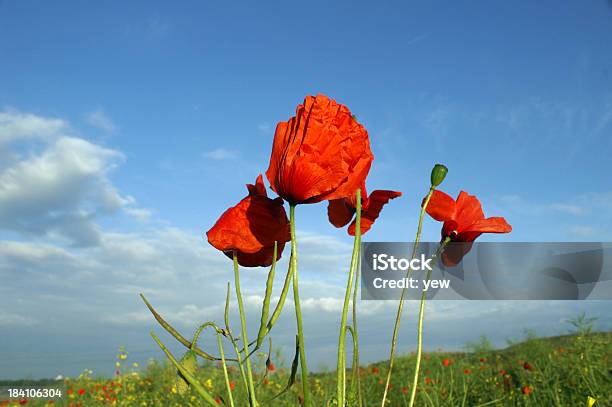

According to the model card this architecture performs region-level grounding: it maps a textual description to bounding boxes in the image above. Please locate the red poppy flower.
[328,187,401,235]
[523,362,534,371]
[425,190,512,266]
[521,386,533,395]
[266,94,373,205]
[78,389,85,396]
[442,358,452,367]
[207,175,291,267]
[401,387,409,395]
[372,366,380,374]
[463,369,472,375]
[267,362,276,373]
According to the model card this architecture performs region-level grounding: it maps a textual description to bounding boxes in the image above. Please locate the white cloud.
[86,108,116,133]
[202,148,238,160]
[0,109,68,145]
[0,110,147,246]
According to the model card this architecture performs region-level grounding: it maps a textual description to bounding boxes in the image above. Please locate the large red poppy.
[425,190,512,265]
[266,94,373,205]
[328,188,402,235]
[206,175,290,267]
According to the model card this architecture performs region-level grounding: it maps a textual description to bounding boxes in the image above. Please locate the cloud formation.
[0,110,147,246]
[86,108,116,133]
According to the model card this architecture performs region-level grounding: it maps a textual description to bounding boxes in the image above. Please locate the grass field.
[2,330,609,406]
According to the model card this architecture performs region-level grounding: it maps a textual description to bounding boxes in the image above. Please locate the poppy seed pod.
[430,164,448,187]
[176,349,198,395]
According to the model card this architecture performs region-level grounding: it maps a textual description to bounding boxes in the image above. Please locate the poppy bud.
[176,350,198,394]
[430,164,448,187]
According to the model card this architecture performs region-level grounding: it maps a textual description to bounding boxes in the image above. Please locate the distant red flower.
[401,387,409,395]
[229,381,236,391]
[479,357,487,363]
[424,377,433,385]
[499,369,507,375]
[442,358,452,367]
[523,362,534,371]
[266,94,373,205]
[267,362,276,373]
[521,386,533,395]
[425,190,512,266]
[67,389,73,395]
[372,366,380,375]
[207,175,291,267]
[77,388,85,396]
[215,397,221,405]
[387,383,394,390]
[18,400,27,406]
[327,187,401,235]
[463,369,472,375]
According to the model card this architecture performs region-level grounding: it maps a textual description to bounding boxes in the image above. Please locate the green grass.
[3,332,610,406]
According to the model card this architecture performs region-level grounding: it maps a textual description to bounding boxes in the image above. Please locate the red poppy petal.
[226,241,287,267]
[207,192,290,268]
[455,191,485,229]
[348,190,402,235]
[425,190,456,222]
[463,217,512,234]
[327,199,355,228]
[265,94,373,204]
[247,174,267,197]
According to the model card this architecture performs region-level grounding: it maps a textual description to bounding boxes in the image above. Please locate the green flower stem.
[224,282,250,396]
[240,253,294,357]
[150,331,219,406]
[140,293,237,362]
[351,252,363,407]
[233,252,258,407]
[256,242,278,348]
[408,237,451,407]
[216,328,235,407]
[337,189,362,407]
[289,204,311,406]
[187,321,235,407]
[381,186,435,406]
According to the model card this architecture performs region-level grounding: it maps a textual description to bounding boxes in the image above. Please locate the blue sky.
[1,0,611,379]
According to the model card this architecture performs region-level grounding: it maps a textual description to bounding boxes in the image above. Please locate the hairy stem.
[233,252,258,407]
[381,186,435,406]
[408,238,450,407]
[337,189,362,406]
[289,204,311,406]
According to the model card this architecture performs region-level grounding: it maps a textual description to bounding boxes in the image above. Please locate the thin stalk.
[150,331,219,406]
[217,329,235,407]
[351,253,363,407]
[289,204,311,406]
[224,282,249,395]
[381,186,435,406]
[241,255,295,358]
[337,189,362,407]
[189,321,236,407]
[408,238,450,407]
[233,252,258,407]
